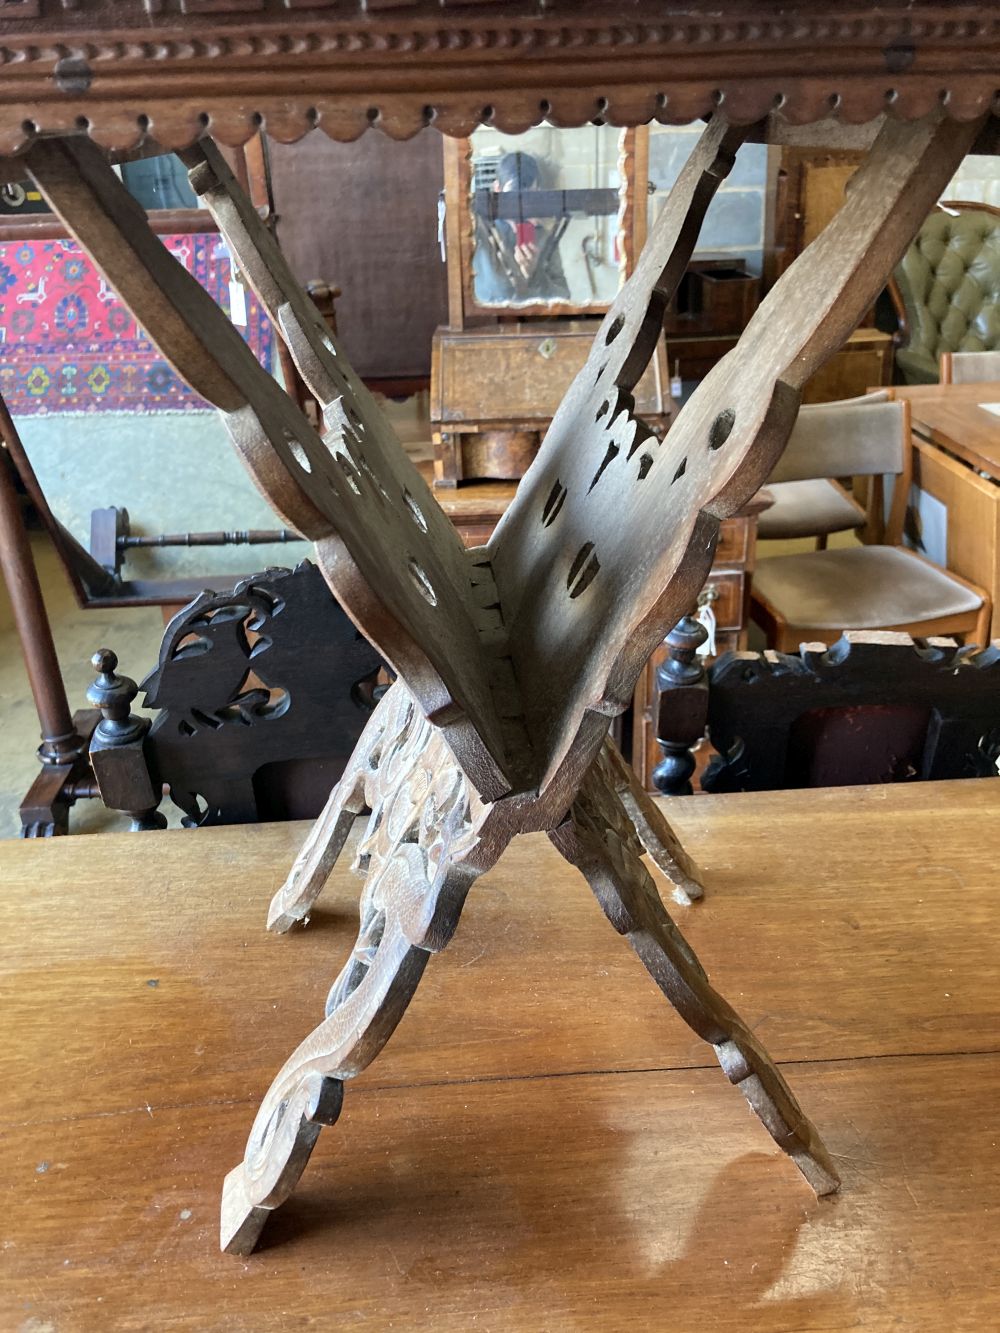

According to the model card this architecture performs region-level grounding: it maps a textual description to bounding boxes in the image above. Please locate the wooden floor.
[2,782,998,1330]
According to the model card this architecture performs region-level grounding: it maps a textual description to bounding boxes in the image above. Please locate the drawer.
[696,570,745,632]
[715,515,750,565]
[432,326,669,424]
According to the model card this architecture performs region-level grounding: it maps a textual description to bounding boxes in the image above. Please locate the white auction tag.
[229,279,248,327]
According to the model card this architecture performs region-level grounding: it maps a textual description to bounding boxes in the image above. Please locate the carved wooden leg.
[264,684,398,932]
[596,738,705,905]
[550,758,839,1198]
[223,683,502,1254]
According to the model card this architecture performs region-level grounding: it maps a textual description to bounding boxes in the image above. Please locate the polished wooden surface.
[893,382,1000,635]
[894,380,1000,479]
[2,781,998,1327]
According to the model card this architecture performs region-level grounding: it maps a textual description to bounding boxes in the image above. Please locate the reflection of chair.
[756,393,884,547]
[751,394,992,651]
[940,349,1000,383]
[656,631,1000,794]
[891,201,1000,385]
[24,107,982,1255]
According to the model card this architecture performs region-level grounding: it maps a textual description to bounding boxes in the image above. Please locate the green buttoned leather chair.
[891,201,1000,385]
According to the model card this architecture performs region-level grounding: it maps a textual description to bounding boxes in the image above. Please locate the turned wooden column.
[0,444,98,835]
[0,447,86,770]
[651,613,710,796]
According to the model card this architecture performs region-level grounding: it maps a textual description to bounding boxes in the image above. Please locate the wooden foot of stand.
[596,739,705,906]
[550,761,840,1199]
[222,689,835,1255]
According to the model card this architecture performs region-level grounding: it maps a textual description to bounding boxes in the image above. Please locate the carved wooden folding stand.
[21,105,985,1255]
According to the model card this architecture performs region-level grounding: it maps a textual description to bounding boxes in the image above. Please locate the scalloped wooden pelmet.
[0,3,997,154]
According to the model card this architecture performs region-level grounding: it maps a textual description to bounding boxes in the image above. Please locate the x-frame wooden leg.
[221,684,836,1254]
[550,760,840,1198]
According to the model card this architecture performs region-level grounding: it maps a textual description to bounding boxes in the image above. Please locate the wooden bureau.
[430,321,672,485]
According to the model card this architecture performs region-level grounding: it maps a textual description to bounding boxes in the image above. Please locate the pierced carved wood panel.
[488,110,982,795]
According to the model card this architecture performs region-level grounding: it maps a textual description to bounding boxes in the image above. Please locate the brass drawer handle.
[697,584,719,608]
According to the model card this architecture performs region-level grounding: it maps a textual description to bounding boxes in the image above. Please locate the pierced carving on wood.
[693,631,1000,793]
[21,104,988,1254]
[549,758,839,1198]
[222,683,829,1256]
[222,680,500,1255]
[93,561,382,827]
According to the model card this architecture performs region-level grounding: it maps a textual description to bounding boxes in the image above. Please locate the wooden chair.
[751,393,992,651]
[756,392,886,548]
[20,108,987,1254]
[940,349,1000,383]
[656,629,1000,795]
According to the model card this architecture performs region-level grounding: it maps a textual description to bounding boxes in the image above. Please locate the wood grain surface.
[893,381,1000,480]
[2,781,998,1328]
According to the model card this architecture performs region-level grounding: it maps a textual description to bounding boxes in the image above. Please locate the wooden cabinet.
[432,125,666,485]
[430,322,672,484]
[801,327,894,404]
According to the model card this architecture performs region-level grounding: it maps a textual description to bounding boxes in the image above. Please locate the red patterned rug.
[0,232,274,415]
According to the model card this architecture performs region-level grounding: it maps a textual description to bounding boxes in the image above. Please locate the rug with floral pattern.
[0,232,273,414]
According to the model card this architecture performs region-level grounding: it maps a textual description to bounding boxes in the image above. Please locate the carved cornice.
[0,2,996,154]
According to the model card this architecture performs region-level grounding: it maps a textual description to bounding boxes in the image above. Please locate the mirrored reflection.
[469,124,625,308]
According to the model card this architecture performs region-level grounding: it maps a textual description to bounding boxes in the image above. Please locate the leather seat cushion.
[757,479,866,540]
[752,545,982,630]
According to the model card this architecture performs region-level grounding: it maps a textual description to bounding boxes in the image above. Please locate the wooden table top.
[2,781,998,1330]
[893,380,1000,481]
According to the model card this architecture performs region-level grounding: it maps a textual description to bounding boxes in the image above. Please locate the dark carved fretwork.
[89,562,382,829]
[669,632,1000,794]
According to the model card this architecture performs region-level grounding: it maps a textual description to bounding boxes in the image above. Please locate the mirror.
[467,123,625,309]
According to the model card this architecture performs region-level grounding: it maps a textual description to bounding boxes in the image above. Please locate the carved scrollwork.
[223,680,500,1254]
[138,561,381,825]
[551,750,840,1200]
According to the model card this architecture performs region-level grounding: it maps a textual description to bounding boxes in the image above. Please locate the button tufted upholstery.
[893,204,1000,384]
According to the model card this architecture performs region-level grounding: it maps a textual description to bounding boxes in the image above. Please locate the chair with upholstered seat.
[891,201,1000,384]
[940,349,1000,383]
[751,393,992,651]
[756,393,887,548]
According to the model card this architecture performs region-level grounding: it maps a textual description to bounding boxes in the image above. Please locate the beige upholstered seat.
[758,392,890,544]
[752,545,982,630]
[940,349,1000,384]
[757,478,865,540]
[751,391,993,651]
